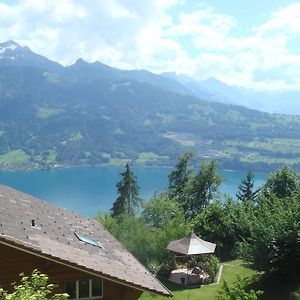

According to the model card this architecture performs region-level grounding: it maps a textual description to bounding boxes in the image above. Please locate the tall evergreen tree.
[111,163,142,217]
[236,170,259,202]
[168,151,194,201]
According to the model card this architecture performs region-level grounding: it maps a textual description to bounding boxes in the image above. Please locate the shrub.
[217,277,263,300]
[157,261,173,278]
[0,269,68,300]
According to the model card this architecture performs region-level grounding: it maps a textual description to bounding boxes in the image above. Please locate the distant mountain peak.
[161,72,193,85]
[75,58,88,64]
[204,77,223,83]
[0,40,22,53]
[0,40,62,71]
[200,77,231,88]
[67,58,116,76]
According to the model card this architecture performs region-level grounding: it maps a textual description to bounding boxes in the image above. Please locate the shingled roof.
[0,185,171,297]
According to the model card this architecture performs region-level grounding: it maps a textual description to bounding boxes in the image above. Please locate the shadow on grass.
[240,260,257,270]
[156,276,202,292]
[247,271,299,300]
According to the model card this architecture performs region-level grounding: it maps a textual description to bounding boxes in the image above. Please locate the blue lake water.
[0,167,267,216]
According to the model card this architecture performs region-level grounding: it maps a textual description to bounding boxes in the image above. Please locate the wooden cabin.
[0,185,171,299]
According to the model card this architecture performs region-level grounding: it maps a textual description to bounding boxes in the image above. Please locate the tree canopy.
[245,194,300,276]
[262,166,300,198]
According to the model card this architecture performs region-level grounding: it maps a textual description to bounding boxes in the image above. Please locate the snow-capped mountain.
[0,40,62,71]
[0,40,19,53]
[1,40,300,115]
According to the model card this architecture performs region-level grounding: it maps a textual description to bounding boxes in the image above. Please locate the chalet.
[0,185,171,299]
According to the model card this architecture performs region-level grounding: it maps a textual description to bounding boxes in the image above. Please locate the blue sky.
[0,0,299,91]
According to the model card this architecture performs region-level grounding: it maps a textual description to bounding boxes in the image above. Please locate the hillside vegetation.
[100,157,300,300]
[2,42,300,170]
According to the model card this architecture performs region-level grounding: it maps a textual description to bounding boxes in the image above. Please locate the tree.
[99,213,156,266]
[110,162,142,217]
[236,170,259,202]
[0,269,68,300]
[168,151,194,201]
[185,160,222,219]
[244,194,300,277]
[100,202,190,268]
[262,166,300,198]
[141,193,190,267]
[142,192,183,228]
[193,197,242,260]
[217,277,263,300]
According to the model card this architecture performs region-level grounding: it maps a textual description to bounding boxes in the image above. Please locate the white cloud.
[162,2,300,91]
[256,3,300,35]
[0,0,299,90]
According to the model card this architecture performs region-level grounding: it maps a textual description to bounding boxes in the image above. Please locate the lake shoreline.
[0,163,175,173]
[0,161,275,174]
[0,166,267,217]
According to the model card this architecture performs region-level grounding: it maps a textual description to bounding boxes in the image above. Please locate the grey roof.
[0,185,171,297]
[167,232,216,255]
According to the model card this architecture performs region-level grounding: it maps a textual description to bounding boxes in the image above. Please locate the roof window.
[74,232,103,248]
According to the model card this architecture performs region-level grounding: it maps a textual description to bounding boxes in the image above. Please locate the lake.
[0,167,267,216]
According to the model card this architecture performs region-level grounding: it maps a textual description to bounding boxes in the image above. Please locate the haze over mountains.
[1,40,300,171]
[1,40,299,115]
[162,72,300,116]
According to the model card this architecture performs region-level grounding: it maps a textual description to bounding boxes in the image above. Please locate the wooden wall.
[0,243,143,300]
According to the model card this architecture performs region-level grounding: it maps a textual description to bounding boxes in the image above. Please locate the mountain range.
[1,40,300,171]
[161,72,300,115]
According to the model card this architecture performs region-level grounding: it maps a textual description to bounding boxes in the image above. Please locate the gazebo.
[167,231,216,255]
[166,232,216,286]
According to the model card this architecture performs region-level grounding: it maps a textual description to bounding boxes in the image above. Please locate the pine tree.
[236,170,259,202]
[111,163,142,217]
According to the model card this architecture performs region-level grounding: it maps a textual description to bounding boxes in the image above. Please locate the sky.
[0,0,300,91]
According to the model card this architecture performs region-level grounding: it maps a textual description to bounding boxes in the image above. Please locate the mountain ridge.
[1,41,300,171]
[161,72,300,115]
[2,40,300,116]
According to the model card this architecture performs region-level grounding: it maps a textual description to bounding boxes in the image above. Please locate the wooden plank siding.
[0,243,142,300]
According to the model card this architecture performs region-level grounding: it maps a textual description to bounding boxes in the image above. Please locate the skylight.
[74,232,103,248]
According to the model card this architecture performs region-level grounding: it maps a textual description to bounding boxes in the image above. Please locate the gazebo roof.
[167,232,216,255]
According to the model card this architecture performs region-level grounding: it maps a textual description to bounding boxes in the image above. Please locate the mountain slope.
[0,40,63,72]
[1,41,300,171]
[161,72,300,115]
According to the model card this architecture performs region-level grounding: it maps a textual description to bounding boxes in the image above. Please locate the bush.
[290,287,300,300]
[241,194,300,277]
[195,255,219,284]
[0,269,68,300]
[157,261,173,278]
[217,277,263,300]
[208,255,220,283]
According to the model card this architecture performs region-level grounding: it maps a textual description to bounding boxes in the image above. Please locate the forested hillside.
[1,41,300,170]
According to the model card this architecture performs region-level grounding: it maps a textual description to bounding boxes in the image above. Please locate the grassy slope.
[140,260,257,300]
[4,67,300,171]
[0,150,30,164]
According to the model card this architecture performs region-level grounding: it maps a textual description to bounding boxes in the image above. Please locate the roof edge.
[0,237,172,297]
